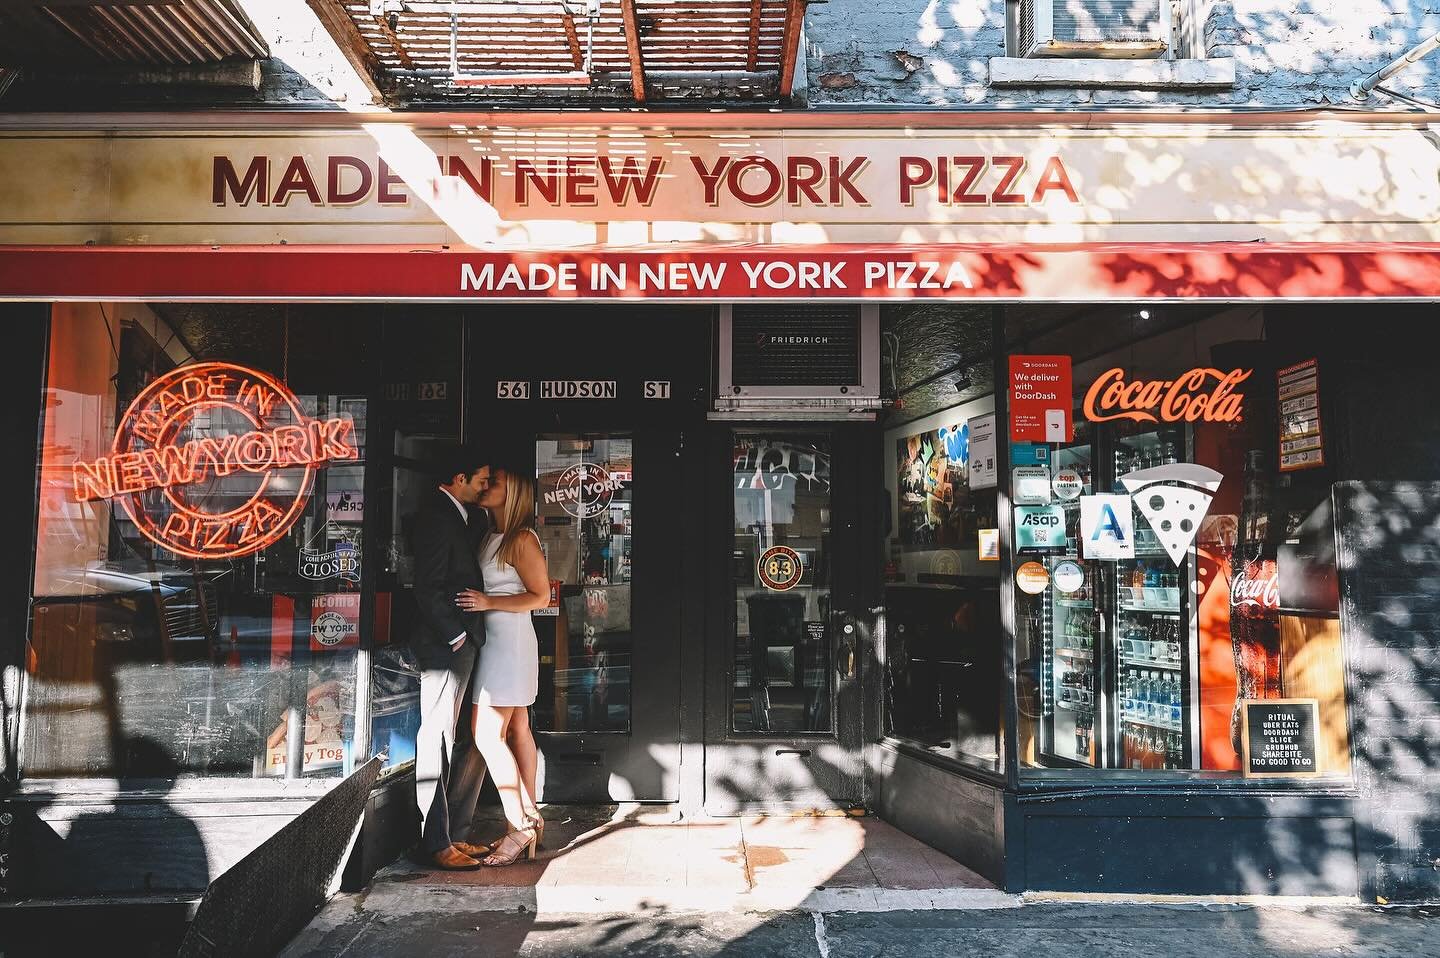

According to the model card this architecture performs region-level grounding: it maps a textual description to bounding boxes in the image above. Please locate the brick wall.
[807,1,1440,108]
[1333,482,1440,902]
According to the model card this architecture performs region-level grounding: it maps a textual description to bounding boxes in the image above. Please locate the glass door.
[530,431,682,802]
[704,428,866,813]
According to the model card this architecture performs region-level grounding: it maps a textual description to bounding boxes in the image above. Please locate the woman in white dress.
[455,465,548,865]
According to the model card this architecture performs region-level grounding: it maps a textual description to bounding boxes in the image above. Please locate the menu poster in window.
[897,423,969,548]
[1008,355,1072,443]
[1241,698,1321,777]
[1278,359,1324,472]
[978,528,1000,561]
[967,413,997,490]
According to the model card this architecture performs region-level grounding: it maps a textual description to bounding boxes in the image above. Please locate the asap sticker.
[757,545,804,591]
[1013,504,1067,553]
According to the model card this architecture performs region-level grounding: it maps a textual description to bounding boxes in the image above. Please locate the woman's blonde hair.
[490,466,537,570]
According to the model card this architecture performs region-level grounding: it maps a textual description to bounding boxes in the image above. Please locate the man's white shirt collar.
[438,485,468,523]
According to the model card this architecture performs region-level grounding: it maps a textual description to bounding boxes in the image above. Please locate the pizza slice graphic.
[1120,464,1223,566]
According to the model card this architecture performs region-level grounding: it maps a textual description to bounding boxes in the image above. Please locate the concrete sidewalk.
[283,898,1437,957]
[281,807,1437,956]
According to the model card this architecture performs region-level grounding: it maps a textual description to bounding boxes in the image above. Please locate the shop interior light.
[953,371,972,392]
[1139,309,1152,320]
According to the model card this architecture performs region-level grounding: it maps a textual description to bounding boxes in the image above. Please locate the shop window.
[533,435,634,734]
[26,304,375,779]
[1007,306,1351,779]
[367,314,465,773]
[879,305,1005,773]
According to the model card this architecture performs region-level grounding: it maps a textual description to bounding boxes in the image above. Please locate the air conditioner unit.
[714,304,880,420]
[1019,0,1168,58]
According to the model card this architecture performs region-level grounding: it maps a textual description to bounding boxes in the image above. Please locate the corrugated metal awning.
[310,0,806,104]
[0,1,269,68]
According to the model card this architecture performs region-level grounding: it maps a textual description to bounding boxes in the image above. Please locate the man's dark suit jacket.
[409,489,485,669]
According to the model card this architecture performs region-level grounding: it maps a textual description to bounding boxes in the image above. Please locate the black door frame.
[463,307,709,803]
[701,421,875,814]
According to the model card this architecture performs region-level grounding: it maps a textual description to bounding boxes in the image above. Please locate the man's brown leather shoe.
[431,845,481,870]
[453,840,495,859]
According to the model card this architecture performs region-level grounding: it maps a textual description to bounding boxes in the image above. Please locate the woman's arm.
[456,532,551,613]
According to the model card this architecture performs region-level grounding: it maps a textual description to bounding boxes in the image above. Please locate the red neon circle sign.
[71,361,358,560]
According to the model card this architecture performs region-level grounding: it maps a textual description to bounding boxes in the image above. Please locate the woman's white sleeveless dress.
[470,531,540,708]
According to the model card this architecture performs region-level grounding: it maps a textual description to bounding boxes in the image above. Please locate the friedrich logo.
[71,362,358,560]
[1084,367,1250,424]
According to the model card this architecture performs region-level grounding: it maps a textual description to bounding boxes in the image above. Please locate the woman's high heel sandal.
[483,826,538,866]
[527,814,545,849]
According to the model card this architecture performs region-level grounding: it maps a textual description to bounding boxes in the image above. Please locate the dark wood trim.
[619,0,646,104]
[561,13,584,71]
[304,0,386,100]
[368,8,415,69]
[746,0,762,72]
[778,0,805,102]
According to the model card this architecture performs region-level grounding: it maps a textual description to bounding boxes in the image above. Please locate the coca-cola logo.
[1231,566,1280,610]
[1083,367,1250,424]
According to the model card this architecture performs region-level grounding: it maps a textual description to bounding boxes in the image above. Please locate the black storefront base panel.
[871,742,1005,887]
[1009,790,1360,897]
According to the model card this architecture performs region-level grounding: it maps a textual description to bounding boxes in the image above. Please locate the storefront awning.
[4,243,1440,302]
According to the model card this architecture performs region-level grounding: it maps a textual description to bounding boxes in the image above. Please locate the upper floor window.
[994,0,1234,89]
[1016,0,1170,60]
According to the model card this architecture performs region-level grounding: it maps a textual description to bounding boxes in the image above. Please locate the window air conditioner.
[713,304,880,420]
[1019,0,1168,58]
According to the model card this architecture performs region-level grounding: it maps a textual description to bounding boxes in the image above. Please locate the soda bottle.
[1229,449,1285,756]
[1169,675,1182,729]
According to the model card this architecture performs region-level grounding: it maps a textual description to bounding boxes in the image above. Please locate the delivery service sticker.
[70,362,358,560]
[1079,494,1135,560]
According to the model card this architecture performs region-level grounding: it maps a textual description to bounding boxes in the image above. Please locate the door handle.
[775,748,812,757]
[833,613,858,680]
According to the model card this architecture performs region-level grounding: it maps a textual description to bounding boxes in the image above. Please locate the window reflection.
[27,305,366,778]
[731,436,833,734]
[533,436,633,733]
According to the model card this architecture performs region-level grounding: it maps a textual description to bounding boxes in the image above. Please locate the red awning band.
[2,243,1438,301]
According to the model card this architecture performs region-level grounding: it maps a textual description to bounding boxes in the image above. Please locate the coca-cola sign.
[1083,367,1250,424]
[1231,564,1281,610]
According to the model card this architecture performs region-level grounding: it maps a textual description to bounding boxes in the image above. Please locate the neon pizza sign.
[71,362,357,559]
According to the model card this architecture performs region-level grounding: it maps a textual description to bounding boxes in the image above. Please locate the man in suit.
[411,448,492,869]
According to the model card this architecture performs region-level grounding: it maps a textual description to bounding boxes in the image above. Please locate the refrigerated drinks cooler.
[1036,425,1200,770]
